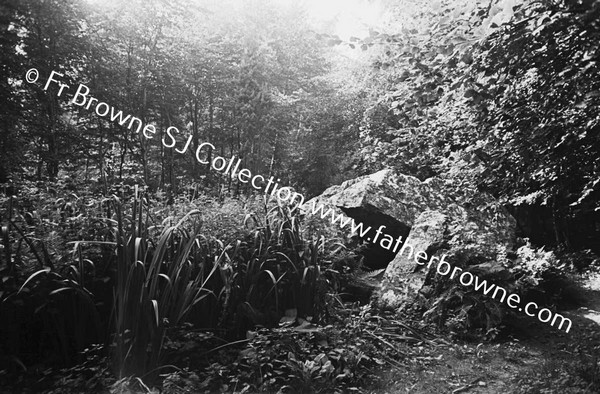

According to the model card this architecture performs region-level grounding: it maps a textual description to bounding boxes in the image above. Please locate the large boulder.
[302,169,444,240]
[302,168,516,309]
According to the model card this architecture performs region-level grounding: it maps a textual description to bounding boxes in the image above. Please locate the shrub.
[0,218,101,368]
[107,189,222,379]
[195,305,390,393]
[419,241,578,339]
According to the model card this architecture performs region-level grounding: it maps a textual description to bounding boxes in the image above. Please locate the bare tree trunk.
[160,112,165,189]
[192,97,199,174]
[552,196,562,247]
[99,127,108,195]
[140,87,149,186]
[268,131,278,178]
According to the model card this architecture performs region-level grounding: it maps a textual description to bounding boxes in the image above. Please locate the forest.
[1,0,600,392]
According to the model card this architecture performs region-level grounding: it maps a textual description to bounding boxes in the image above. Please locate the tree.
[473,0,600,249]
[0,0,24,183]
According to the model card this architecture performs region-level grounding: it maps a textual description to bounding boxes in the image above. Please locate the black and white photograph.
[1,0,599,392]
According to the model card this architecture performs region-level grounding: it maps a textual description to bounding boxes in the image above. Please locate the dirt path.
[572,272,600,326]
[366,272,600,394]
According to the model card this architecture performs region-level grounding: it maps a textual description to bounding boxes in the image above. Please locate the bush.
[1,183,350,390]
[419,241,579,339]
[191,305,395,394]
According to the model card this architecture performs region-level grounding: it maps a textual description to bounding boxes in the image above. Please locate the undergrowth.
[3,184,400,393]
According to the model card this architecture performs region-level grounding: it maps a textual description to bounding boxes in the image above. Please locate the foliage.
[216,202,343,337]
[421,267,506,340]
[155,193,266,245]
[349,0,600,250]
[474,0,600,222]
[512,242,584,308]
[186,305,421,394]
[45,344,114,394]
[161,368,205,394]
[106,188,222,378]
[1,181,351,388]
[3,0,600,391]
[418,241,582,339]
[2,0,360,198]
[352,0,518,178]
[517,348,600,393]
[0,215,101,368]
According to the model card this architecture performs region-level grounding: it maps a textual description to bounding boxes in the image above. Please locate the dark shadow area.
[341,206,411,269]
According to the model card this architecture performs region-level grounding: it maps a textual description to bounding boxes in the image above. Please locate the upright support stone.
[379,210,448,310]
